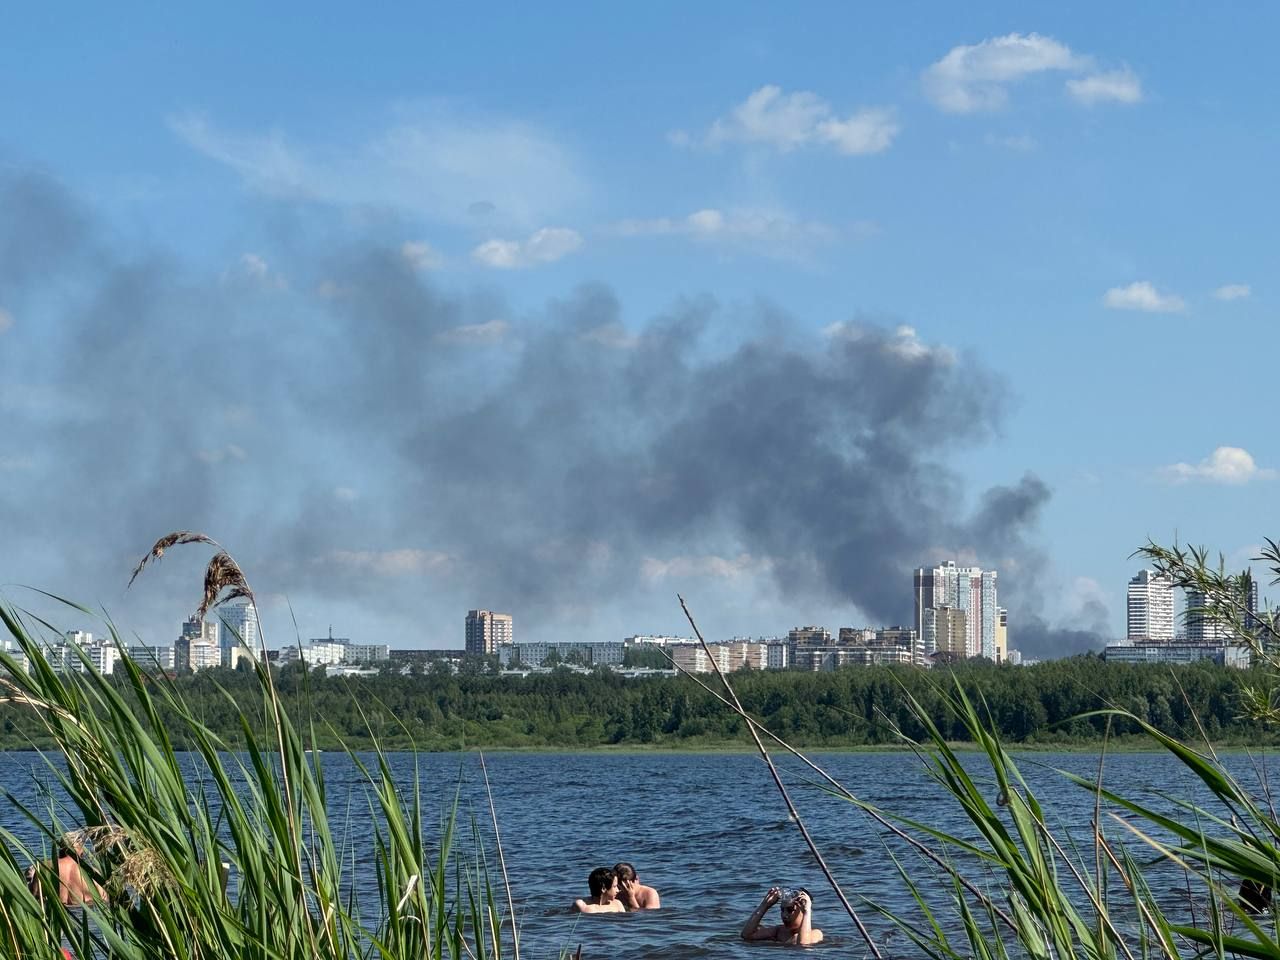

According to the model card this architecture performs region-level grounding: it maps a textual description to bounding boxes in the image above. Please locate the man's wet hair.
[613,862,636,883]
[588,867,616,898]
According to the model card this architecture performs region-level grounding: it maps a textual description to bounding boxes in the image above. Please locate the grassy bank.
[0,592,521,960]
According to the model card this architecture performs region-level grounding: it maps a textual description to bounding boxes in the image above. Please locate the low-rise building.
[498,641,625,668]
[1104,639,1250,668]
[124,644,176,672]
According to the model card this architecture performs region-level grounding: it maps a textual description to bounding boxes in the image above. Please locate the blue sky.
[0,4,1275,656]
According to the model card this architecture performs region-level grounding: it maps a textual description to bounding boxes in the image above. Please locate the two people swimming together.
[574,862,661,913]
[574,865,821,945]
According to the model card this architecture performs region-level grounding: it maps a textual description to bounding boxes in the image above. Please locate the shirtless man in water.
[613,862,661,910]
[26,836,106,908]
[741,886,823,945]
[574,867,625,913]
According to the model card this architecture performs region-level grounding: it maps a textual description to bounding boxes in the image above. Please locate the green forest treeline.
[1,655,1274,750]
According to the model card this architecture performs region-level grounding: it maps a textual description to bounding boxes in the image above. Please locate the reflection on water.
[2,749,1273,958]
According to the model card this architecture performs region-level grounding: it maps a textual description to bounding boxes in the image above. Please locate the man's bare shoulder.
[575,899,625,913]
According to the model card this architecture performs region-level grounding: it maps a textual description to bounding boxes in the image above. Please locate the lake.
[3,748,1273,958]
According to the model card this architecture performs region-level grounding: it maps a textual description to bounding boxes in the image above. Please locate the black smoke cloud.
[0,168,1105,655]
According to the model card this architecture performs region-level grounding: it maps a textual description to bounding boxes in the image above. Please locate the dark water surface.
[4,749,1277,958]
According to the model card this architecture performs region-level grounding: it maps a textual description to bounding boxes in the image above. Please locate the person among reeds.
[25,835,107,909]
[574,866,625,913]
[1238,877,1272,914]
[613,861,660,910]
[741,886,823,945]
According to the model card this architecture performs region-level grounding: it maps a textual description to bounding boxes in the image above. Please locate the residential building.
[838,627,876,645]
[1127,570,1175,640]
[924,606,967,659]
[914,562,953,657]
[1104,639,1250,669]
[1186,579,1259,643]
[915,562,999,658]
[624,635,693,647]
[874,626,922,666]
[177,616,219,672]
[188,640,222,672]
[788,626,831,651]
[124,644,175,672]
[498,640,624,669]
[765,640,790,669]
[465,610,513,656]
[666,641,766,674]
[217,602,257,664]
[995,608,1008,663]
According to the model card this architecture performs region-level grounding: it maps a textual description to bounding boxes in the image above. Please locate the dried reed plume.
[77,825,175,898]
[128,531,222,588]
[197,552,254,620]
[128,531,255,621]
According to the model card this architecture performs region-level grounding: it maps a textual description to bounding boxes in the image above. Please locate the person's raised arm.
[796,891,822,945]
[741,887,781,941]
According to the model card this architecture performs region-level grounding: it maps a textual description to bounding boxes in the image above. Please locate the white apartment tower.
[1185,579,1258,643]
[465,610,513,656]
[217,602,258,652]
[1127,570,1175,641]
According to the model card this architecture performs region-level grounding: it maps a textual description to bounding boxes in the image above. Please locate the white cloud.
[1214,283,1251,301]
[326,548,454,577]
[0,308,12,333]
[196,444,248,465]
[610,207,839,261]
[435,319,510,345]
[1066,67,1143,105]
[171,107,586,228]
[702,86,899,155]
[471,227,582,268]
[333,486,359,502]
[923,33,1141,112]
[401,241,443,271]
[641,553,771,582]
[1160,446,1275,485]
[232,253,288,291]
[1103,281,1185,313]
[822,322,956,365]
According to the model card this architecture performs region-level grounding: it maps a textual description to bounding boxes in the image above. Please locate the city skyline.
[0,6,1274,658]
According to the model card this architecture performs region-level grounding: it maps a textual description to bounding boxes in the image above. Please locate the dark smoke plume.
[0,167,1105,654]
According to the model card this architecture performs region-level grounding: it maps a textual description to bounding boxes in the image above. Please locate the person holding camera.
[741,885,823,945]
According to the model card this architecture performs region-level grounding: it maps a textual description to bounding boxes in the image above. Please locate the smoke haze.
[0,168,1103,657]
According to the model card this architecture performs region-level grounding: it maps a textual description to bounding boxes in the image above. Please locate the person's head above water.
[587,867,617,900]
[779,888,812,930]
[56,834,85,861]
[613,862,636,884]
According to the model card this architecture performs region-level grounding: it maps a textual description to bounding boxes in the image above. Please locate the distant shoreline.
[2,738,1269,756]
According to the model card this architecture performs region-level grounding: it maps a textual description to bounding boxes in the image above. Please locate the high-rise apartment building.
[465,610,513,656]
[216,604,256,650]
[1186,579,1258,643]
[1127,570,1175,640]
[914,562,999,658]
[924,606,967,658]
